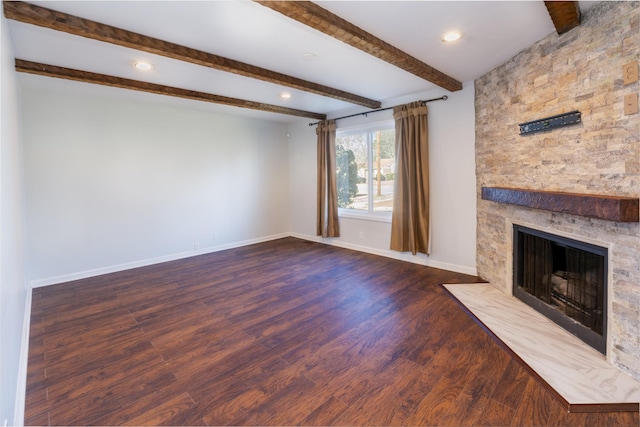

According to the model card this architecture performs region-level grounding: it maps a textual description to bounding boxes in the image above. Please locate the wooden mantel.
[481,187,640,223]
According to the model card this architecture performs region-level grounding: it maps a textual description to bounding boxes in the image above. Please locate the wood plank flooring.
[25,237,639,426]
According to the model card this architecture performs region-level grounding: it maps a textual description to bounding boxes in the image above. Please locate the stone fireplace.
[475,0,640,382]
[512,224,608,354]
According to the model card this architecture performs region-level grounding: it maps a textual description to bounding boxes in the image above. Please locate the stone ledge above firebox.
[481,187,639,223]
[444,283,640,412]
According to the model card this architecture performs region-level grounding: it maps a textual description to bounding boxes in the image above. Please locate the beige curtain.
[390,102,430,255]
[316,120,340,237]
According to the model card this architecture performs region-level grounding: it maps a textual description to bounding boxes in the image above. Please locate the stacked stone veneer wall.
[475,2,639,380]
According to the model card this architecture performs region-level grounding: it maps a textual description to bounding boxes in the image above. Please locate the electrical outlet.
[358,231,365,239]
[623,61,638,85]
[214,232,219,241]
[194,242,201,250]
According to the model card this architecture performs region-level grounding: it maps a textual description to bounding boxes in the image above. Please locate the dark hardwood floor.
[25,237,638,426]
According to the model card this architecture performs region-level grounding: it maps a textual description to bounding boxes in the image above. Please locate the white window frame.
[336,120,395,223]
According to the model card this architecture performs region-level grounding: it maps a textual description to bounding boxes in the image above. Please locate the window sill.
[338,210,392,224]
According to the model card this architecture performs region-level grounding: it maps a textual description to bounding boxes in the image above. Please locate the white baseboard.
[28,231,477,289]
[289,232,478,276]
[13,285,31,427]
[29,233,290,288]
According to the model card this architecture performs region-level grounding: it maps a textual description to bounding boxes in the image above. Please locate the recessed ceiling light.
[133,61,153,71]
[280,92,291,99]
[301,52,318,62]
[441,31,462,43]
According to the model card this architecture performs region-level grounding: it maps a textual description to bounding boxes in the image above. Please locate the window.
[336,123,395,217]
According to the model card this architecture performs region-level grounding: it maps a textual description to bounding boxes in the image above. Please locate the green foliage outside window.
[335,144,358,208]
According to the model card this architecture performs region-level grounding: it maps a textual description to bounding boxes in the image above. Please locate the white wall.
[22,79,291,285]
[289,83,477,275]
[1,15,29,427]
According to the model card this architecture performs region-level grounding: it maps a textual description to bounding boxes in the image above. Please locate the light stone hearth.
[444,283,640,411]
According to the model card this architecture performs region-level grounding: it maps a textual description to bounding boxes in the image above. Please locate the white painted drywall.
[288,83,477,275]
[22,78,291,284]
[1,14,29,427]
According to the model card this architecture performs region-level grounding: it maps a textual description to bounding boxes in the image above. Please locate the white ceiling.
[6,1,599,123]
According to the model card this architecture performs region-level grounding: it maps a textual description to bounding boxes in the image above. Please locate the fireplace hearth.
[513,225,607,354]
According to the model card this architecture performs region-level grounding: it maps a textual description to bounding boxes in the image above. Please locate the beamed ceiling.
[4,0,593,122]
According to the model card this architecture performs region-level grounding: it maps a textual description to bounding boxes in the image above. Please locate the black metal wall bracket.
[519,110,581,135]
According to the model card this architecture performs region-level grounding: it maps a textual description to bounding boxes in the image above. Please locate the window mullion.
[367,131,374,213]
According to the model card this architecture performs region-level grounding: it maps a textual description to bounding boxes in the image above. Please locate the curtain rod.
[308,95,448,126]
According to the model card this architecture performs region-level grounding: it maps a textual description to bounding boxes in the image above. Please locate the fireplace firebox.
[513,225,607,354]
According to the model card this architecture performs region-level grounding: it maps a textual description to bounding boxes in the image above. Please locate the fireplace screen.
[513,225,607,354]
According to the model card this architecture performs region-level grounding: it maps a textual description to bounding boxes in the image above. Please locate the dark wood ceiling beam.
[255,0,462,92]
[544,1,581,35]
[15,59,327,120]
[3,1,380,109]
